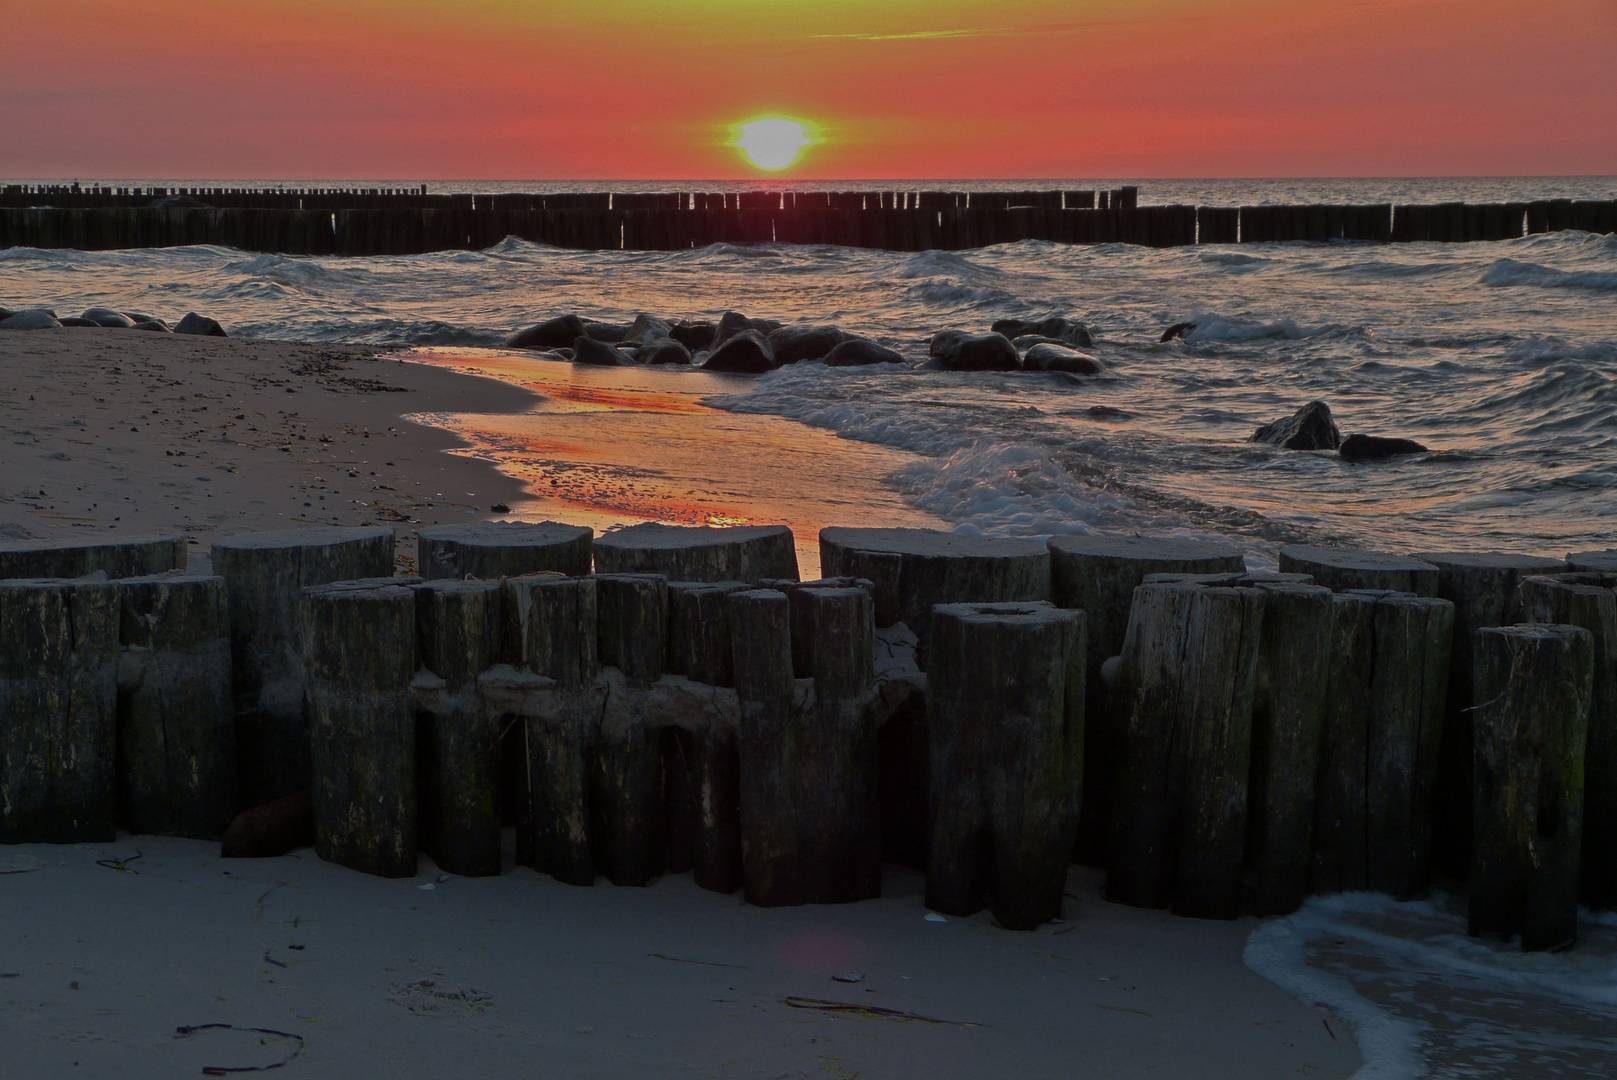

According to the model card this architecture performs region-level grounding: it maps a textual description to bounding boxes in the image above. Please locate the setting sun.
[733,117,813,171]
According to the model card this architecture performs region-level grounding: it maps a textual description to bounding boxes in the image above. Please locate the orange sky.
[2,0,1613,179]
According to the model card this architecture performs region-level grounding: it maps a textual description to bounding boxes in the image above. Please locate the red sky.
[2,0,1613,179]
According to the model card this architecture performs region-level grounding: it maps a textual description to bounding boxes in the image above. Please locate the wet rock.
[0,309,63,331]
[633,337,692,365]
[627,314,671,343]
[175,312,229,337]
[768,325,846,365]
[59,317,101,328]
[572,334,629,366]
[0,306,13,321]
[992,316,1093,347]
[824,338,905,367]
[715,310,782,348]
[121,312,159,325]
[221,789,314,857]
[507,314,588,350]
[583,321,628,343]
[1161,321,1196,342]
[1339,434,1429,460]
[929,330,1020,372]
[701,329,777,373]
[1022,343,1104,374]
[132,319,172,332]
[1251,401,1342,451]
[669,320,717,352]
[82,307,135,328]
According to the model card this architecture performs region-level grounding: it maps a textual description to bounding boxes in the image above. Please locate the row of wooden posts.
[1,194,1612,255]
[0,523,1611,946]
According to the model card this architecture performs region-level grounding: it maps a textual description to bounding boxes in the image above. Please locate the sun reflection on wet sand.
[405,348,950,576]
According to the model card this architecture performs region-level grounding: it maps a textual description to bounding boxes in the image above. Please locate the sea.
[4,176,1617,1076]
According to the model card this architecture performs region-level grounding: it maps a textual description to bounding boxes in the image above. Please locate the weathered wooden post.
[1520,575,1617,910]
[417,521,593,579]
[594,574,669,886]
[0,579,120,843]
[665,581,747,685]
[731,586,883,906]
[300,579,418,878]
[502,574,600,885]
[212,527,395,808]
[115,574,236,839]
[413,578,504,877]
[927,601,1084,929]
[1413,552,1566,877]
[1047,535,1245,864]
[1470,624,1593,951]
[1310,591,1453,898]
[0,535,186,580]
[1243,582,1334,916]
[594,523,798,583]
[1277,546,1439,595]
[656,685,743,894]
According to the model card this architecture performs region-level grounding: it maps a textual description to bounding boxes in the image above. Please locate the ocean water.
[4,178,1617,1077]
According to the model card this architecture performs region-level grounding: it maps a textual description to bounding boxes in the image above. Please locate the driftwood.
[1470,624,1593,951]
[927,601,1084,929]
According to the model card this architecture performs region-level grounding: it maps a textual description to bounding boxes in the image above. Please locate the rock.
[175,312,229,337]
[715,311,781,347]
[572,334,628,366]
[151,194,211,209]
[626,314,671,343]
[701,329,777,373]
[0,309,62,331]
[632,337,692,365]
[0,306,13,320]
[669,321,717,352]
[121,312,158,325]
[507,314,588,350]
[59,317,101,328]
[82,307,135,328]
[221,789,314,857]
[928,330,1020,372]
[992,317,1093,347]
[1161,321,1196,342]
[1251,401,1342,451]
[1022,343,1104,374]
[1339,433,1428,460]
[132,319,172,333]
[767,325,846,365]
[583,321,628,343]
[824,338,905,366]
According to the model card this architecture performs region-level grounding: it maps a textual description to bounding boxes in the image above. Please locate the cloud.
[811,19,1141,43]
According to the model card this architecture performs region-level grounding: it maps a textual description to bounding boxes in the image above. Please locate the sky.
[2,0,1614,180]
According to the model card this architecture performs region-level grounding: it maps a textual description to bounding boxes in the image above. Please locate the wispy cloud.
[812,20,1136,43]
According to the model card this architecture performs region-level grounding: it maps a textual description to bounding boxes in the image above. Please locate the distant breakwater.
[3,184,1615,255]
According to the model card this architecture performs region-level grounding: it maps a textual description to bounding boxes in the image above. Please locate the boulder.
[715,310,781,347]
[583,321,628,343]
[929,330,1020,372]
[992,317,1092,347]
[669,321,717,352]
[507,314,588,350]
[1161,321,1196,342]
[175,311,229,337]
[767,325,846,365]
[572,334,629,366]
[633,337,692,365]
[1251,401,1342,451]
[1339,434,1428,461]
[82,307,135,328]
[0,307,13,320]
[122,312,158,325]
[1022,343,1104,374]
[0,309,62,331]
[132,319,172,333]
[59,317,101,328]
[701,329,777,373]
[627,314,671,343]
[824,338,905,366]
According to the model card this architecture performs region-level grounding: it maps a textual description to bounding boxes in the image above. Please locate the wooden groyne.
[2,184,1613,254]
[2,524,1613,949]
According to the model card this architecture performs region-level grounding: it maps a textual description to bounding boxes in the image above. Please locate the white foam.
[1483,257,1617,291]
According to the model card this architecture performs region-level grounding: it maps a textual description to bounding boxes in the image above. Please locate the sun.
[733,117,814,171]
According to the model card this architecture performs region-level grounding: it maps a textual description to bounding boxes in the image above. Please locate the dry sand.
[0,329,1362,1078]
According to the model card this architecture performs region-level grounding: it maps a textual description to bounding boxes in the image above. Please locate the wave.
[1482,258,1617,291]
[1506,336,1617,365]
[1181,313,1323,342]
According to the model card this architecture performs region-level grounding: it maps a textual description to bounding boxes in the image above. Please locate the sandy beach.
[0,329,1364,1078]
